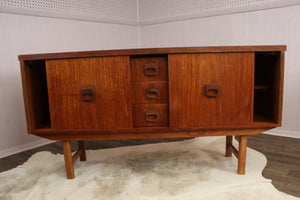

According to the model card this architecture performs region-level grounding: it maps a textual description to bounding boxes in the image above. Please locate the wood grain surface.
[238,135,248,174]
[18,46,286,179]
[46,56,132,130]
[132,104,169,127]
[18,46,286,61]
[131,81,168,104]
[130,56,168,81]
[274,52,285,125]
[33,129,268,141]
[20,60,50,131]
[169,53,254,128]
[62,141,74,179]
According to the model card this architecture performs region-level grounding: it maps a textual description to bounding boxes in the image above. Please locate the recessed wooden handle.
[144,63,157,76]
[81,88,95,102]
[205,84,219,97]
[145,86,159,99]
[145,109,159,122]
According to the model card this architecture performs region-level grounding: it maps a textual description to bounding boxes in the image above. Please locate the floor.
[0,134,299,197]
[246,134,300,197]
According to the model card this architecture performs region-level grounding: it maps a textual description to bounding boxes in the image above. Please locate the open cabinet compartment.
[253,52,283,125]
[21,60,51,131]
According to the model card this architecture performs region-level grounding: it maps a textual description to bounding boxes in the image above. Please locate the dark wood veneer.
[46,56,132,130]
[130,56,168,81]
[18,46,286,61]
[20,60,50,131]
[19,46,286,179]
[169,53,254,128]
[35,129,269,141]
[131,81,168,104]
[132,104,169,127]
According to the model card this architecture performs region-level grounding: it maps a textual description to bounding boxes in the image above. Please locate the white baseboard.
[0,139,55,159]
[263,127,300,139]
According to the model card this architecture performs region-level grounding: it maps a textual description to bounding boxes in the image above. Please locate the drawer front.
[130,56,168,81]
[133,104,169,127]
[131,81,168,104]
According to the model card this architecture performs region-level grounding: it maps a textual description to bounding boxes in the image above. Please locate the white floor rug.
[1,137,299,200]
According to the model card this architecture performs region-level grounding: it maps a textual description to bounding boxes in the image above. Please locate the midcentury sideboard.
[19,46,286,179]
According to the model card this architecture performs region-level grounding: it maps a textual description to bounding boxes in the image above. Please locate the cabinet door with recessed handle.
[168,53,254,128]
[46,56,132,130]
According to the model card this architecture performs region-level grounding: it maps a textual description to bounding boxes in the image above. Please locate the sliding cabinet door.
[46,56,132,130]
[169,53,254,128]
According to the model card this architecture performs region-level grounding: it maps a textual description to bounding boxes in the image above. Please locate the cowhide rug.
[0,137,299,200]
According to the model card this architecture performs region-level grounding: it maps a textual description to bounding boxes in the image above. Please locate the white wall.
[138,0,300,25]
[0,13,139,158]
[140,5,300,139]
[1,1,300,158]
[0,0,138,25]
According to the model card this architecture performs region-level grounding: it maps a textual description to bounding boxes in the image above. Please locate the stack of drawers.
[130,56,169,127]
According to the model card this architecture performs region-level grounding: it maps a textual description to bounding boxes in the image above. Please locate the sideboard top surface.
[18,45,287,61]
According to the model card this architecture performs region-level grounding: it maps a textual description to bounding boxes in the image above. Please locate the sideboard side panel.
[274,52,285,125]
[20,60,51,131]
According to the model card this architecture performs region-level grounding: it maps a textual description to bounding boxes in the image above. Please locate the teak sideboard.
[19,46,286,179]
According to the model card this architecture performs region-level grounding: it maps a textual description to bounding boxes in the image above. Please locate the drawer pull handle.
[81,88,95,102]
[145,86,159,99]
[205,84,219,97]
[145,109,159,122]
[144,63,157,76]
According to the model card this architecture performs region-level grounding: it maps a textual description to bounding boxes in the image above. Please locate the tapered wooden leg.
[238,135,247,175]
[78,140,86,161]
[225,136,233,157]
[62,141,75,179]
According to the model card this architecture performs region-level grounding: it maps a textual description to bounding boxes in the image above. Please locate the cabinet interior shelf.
[253,114,275,124]
[254,85,270,90]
